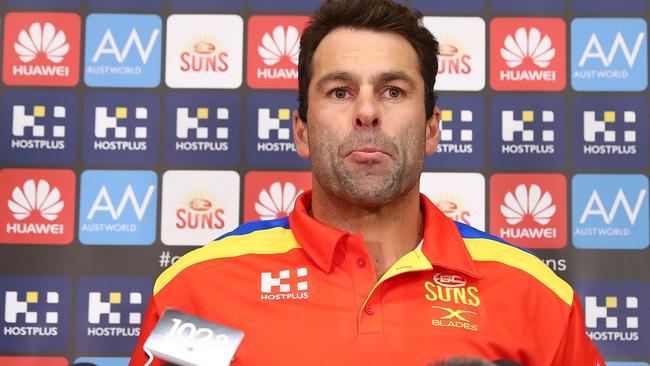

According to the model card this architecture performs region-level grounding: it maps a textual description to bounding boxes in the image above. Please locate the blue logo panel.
[1,90,77,166]
[74,358,129,366]
[573,96,648,169]
[84,14,162,87]
[246,93,309,169]
[490,95,566,169]
[164,92,240,167]
[78,170,157,245]
[571,19,647,91]
[82,92,159,166]
[572,174,649,249]
[76,277,152,353]
[409,0,485,13]
[574,281,650,358]
[88,0,162,10]
[425,94,484,169]
[0,276,71,353]
[491,0,564,13]
[572,0,647,14]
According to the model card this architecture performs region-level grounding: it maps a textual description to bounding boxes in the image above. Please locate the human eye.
[382,86,404,99]
[328,87,350,100]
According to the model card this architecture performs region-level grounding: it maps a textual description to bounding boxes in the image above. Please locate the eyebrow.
[314,70,417,91]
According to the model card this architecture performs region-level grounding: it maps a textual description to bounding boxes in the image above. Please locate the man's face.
[294,27,440,207]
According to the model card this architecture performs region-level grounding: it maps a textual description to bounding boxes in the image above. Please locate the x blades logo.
[244,171,311,222]
[84,14,162,87]
[0,90,78,166]
[490,18,565,90]
[490,95,566,169]
[0,169,75,244]
[574,281,650,358]
[76,277,152,353]
[78,170,157,246]
[260,267,309,301]
[0,357,68,366]
[571,18,647,91]
[572,174,648,249]
[0,276,71,353]
[161,170,240,246]
[490,174,566,248]
[574,96,648,169]
[431,305,478,331]
[164,92,240,167]
[247,16,309,89]
[2,12,80,86]
[420,173,485,230]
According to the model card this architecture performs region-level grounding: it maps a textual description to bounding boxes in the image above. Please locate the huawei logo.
[255,182,303,220]
[500,27,555,68]
[258,26,300,66]
[500,184,555,225]
[14,22,70,63]
[8,179,64,221]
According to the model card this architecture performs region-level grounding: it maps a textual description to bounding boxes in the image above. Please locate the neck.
[310,181,424,278]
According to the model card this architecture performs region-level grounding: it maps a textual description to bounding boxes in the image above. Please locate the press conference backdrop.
[0,0,648,364]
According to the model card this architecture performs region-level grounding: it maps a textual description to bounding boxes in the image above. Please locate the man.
[130,1,604,365]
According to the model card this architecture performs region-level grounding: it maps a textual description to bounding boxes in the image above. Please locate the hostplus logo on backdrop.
[83,92,159,166]
[244,171,311,222]
[0,169,75,245]
[422,17,485,91]
[165,14,243,88]
[425,95,484,169]
[1,91,77,166]
[574,96,648,169]
[2,12,80,86]
[490,18,565,90]
[78,170,157,245]
[247,16,309,89]
[420,173,485,230]
[491,95,565,169]
[574,281,650,358]
[161,170,240,246]
[164,92,240,167]
[572,175,648,249]
[0,276,70,353]
[246,93,308,168]
[571,18,647,91]
[77,277,152,353]
[490,174,566,248]
[84,14,161,87]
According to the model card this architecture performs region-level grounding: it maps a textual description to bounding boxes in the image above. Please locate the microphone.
[143,308,244,366]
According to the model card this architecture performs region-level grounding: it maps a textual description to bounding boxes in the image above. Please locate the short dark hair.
[298,0,439,122]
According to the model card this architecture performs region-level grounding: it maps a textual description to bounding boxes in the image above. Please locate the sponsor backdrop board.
[0,0,648,363]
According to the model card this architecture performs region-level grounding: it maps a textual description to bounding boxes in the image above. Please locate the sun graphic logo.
[14,22,70,64]
[255,182,303,220]
[501,184,556,225]
[501,27,555,69]
[258,26,300,66]
[8,179,64,221]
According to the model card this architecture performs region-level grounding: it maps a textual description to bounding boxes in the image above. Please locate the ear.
[424,106,441,156]
[293,110,310,159]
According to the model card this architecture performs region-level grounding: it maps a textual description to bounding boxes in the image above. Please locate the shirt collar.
[288,190,484,279]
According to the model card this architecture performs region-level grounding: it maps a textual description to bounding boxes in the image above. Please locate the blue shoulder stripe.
[454,221,537,257]
[214,216,290,241]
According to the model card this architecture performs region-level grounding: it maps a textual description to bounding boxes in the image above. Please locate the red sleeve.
[550,292,605,366]
[129,298,164,366]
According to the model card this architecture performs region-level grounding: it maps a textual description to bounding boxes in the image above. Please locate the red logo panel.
[489,174,566,248]
[0,356,68,366]
[0,169,76,244]
[244,171,311,222]
[2,12,80,86]
[490,18,565,91]
[247,16,309,89]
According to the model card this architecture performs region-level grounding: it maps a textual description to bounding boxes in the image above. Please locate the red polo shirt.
[130,191,603,365]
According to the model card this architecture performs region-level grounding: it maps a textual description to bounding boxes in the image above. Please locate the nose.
[354,88,380,128]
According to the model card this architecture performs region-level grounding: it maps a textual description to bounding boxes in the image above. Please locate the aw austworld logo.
[0,90,77,166]
[164,92,240,167]
[246,93,308,169]
[82,92,159,166]
[2,12,80,86]
[425,94,484,169]
[78,170,157,245]
[76,277,152,353]
[572,174,648,249]
[574,281,650,358]
[0,276,71,353]
[84,14,162,87]
[244,171,311,222]
[571,18,647,91]
[490,95,566,169]
[573,95,648,170]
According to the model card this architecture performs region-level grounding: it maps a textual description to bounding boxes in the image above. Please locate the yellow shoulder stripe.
[464,238,574,306]
[154,227,300,295]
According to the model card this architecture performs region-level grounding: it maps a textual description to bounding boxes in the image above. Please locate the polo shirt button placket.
[356,258,366,268]
[364,305,375,315]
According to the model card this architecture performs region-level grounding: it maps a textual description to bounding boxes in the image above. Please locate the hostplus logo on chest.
[260,268,309,301]
[1,91,78,165]
[164,92,240,167]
